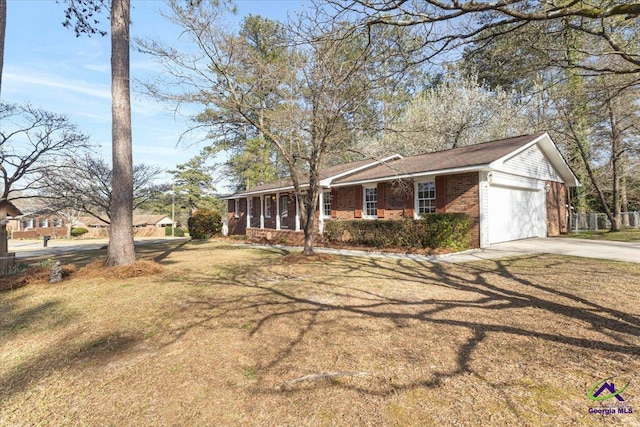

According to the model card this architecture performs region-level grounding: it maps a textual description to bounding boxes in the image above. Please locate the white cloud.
[4,71,111,100]
[83,63,109,73]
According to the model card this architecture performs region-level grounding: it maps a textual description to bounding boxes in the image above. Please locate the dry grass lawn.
[1,241,639,426]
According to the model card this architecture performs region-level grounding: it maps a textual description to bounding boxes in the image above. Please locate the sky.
[3,0,308,191]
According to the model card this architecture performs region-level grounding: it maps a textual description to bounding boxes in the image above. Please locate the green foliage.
[165,226,185,237]
[169,152,218,212]
[324,214,472,251]
[70,227,89,237]
[187,210,222,240]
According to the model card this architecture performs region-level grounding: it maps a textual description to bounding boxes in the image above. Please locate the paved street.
[7,236,189,259]
[7,236,638,264]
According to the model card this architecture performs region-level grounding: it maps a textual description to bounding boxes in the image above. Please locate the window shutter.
[403,186,414,218]
[331,189,338,218]
[354,186,362,218]
[377,183,385,218]
[435,176,447,212]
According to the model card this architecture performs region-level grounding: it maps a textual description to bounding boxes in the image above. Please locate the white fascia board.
[223,182,332,199]
[319,154,403,187]
[331,165,491,188]
[536,137,580,187]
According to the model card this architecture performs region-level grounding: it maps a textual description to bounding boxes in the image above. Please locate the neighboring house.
[223,132,579,248]
[9,211,67,239]
[132,215,174,229]
[76,215,173,229]
[10,214,174,239]
[76,215,174,238]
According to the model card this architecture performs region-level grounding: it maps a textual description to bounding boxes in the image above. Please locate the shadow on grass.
[0,330,141,404]
[159,249,639,397]
[2,242,638,410]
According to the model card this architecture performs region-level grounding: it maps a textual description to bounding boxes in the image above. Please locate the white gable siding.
[499,144,561,181]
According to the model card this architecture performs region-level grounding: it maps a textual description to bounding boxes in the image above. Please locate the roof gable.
[0,200,22,218]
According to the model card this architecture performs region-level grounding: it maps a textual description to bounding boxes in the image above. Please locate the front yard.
[564,228,640,242]
[1,241,638,426]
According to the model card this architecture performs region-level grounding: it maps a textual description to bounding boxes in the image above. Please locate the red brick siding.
[227,198,247,235]
[438,173,480,248]
[383,182,409,220]
[546,181,568,236]
[247,228,323,245]
[335,186,357,220]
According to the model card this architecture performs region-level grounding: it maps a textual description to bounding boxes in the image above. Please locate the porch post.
[275,192,281,230]
[246,197,251,230]
[318,191,324,234]
[260,195,265,229]
[295,195,300,231]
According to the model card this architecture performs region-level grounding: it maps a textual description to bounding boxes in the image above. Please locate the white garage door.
[488,184,545,244]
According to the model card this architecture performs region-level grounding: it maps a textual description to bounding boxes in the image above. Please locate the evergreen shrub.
[70,227,89,237]
[323,213,472,251]
[187,210,222,240]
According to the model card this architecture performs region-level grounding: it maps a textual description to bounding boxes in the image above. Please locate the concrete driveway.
[462,237,640,264]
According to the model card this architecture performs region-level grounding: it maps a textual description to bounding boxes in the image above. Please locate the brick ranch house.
[224,132,579,248]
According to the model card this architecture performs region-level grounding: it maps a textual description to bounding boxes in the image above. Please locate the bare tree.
[41,154,163,227]
[140,2,406,255]
[0,103,90,199]
[327,0,640,76]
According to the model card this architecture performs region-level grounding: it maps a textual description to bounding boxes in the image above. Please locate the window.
[265,196,272,218]
[248,198,253,218]
[53,218,63,227]
[365,187,377,217]
[39,218,49,228]
[323,192,332,217]
[417,181,436,214]
[280,195,288,218]
[22,219,34,229]
[234,199,239,218]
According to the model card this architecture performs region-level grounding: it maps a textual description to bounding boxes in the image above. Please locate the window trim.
[323,191,332,218]
[415,179,436,217]
[363,185,378,219]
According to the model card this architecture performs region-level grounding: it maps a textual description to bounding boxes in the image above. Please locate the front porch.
[227,191,331,237]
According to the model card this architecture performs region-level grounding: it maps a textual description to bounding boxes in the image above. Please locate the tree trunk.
[302,208,315,256]
[0,0,5,97]
[621,173,629,227]
[300,189,316,256]
[106,0,135,266]
[606,96,622,232]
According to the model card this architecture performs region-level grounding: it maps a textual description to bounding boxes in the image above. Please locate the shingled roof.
[228,155,401,197]
[332,132,547,185]
[225,132,576,197]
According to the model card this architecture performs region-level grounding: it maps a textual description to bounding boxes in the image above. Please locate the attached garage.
[487,183,546,244]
